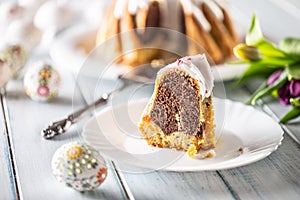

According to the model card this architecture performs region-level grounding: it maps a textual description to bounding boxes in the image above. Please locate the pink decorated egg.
[23,61,60,101]
[51,141,108,192]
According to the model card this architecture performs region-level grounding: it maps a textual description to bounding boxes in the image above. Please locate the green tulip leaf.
[250,70,288,105]
[232,13,300,123]
[257,56,296,66]
[246,81,268,105]
[226,60,250,65]
[235,63,278,85]
[291,97,300,107]
[287,63,300,80]
[256,40,287,58]
[246,13,264,46]
[280,106,300,123]
[245,14,289,58]
[279,37,300,56]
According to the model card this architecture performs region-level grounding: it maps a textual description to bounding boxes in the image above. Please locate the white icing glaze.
[157,54,214,100]
[113,0,127,18]
[112,0,223,31]
[190,1,211,31]
[114,0,149,18]
[128,0,148,15]
[181,0,224,31]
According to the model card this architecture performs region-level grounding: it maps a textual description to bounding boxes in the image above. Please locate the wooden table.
[1,68,300,200]
[1,0,300,199]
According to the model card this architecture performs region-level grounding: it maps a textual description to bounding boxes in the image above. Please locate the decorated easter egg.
[0,1,25,26]
[5,19,42,51]
[34,1,74,32]
[0,59,13,88]
[51,141,108,192]
[24,61,60,101]
[0,45,27,76]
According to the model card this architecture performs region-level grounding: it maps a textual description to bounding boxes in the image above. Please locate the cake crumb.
[187,148,216,159]
[187,145,197,158]
[201,150,216,158]
[238,147,244,154]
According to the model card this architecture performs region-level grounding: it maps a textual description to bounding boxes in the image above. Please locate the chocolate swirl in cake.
[139,54,216,152]
[150,69,206,137]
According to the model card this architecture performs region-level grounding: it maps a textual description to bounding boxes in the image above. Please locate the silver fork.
[41,65,159,139]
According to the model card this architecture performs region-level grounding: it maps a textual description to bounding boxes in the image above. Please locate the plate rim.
[82,97,284,172]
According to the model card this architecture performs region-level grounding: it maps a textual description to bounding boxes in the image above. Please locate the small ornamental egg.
[34,1,74,32]
[24,61,60,101]
[51,142,108,192]
[0,45,27,76]
[0,1,25,26]
[5,19,42,51]
[0,59,13,88]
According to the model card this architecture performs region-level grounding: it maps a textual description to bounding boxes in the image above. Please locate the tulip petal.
[267,70,282,86]
[278,83,291,105]
[289,80,300,97]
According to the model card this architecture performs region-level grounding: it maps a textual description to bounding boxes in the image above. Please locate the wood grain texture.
[1,0,299,199]
[118,169,235,200]
[4,70,126,200]
[244,81,300,144]
[218,136,300,199]
[0,92,15,200]
[223,82,300,199]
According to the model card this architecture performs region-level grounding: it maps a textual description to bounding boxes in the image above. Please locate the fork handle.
[41,93,109,139]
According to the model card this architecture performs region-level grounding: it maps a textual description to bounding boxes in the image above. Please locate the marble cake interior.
[150,69,205,137]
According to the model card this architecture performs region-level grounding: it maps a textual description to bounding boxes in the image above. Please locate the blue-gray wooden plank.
[219,81,300,199]
[0,93,15,200]
[3,70,126,200]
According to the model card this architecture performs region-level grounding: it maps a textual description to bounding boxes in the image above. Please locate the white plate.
[82,98,283,172]
[49,23,247,82]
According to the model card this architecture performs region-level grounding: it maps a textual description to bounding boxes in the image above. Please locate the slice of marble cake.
[139,54,215,155]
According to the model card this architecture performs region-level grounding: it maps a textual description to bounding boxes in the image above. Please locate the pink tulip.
[278,80,300,105]
[267,70,282,86]
[289,80,300,97]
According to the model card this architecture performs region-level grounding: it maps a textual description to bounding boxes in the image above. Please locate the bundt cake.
[96,0,238,66]
[139,54,215,157]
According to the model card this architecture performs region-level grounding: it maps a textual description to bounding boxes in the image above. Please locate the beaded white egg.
[51,141,108,192]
